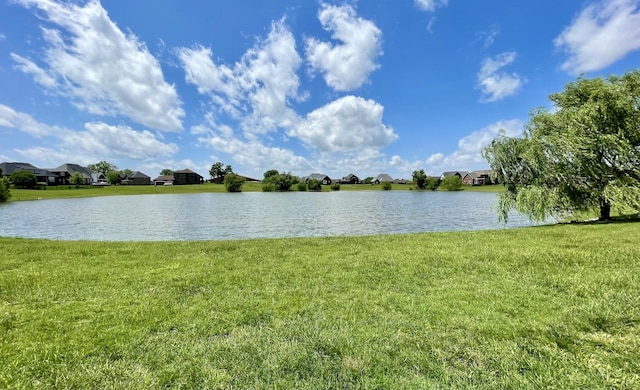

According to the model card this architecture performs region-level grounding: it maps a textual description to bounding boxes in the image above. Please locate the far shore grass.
[1,222,639,388]
[8,182,503,201]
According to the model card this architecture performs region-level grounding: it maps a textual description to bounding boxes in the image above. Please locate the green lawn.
[1,222,638,388]
[8,182,502,201]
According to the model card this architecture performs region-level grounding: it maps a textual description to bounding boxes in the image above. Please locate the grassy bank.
[8,182,502,201]
[1,223,638,388]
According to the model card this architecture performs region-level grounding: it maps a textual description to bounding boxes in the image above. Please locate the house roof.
[308,173,330,180]
[441,171,470,178]
[153,175,175,182]
[375,174,393,182]
[128,171,150,179]
[174,169,203,177]
[0,162,55,177]
[52,163,92,178]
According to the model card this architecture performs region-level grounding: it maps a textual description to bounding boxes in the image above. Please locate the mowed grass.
[9,182,502,201]
[1,222,638,389]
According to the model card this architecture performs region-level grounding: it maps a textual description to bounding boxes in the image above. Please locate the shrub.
[307,179,321,191]
[440,176,463,191]
[262,182,276,192]
[426,177,441,191]
[382,181,392,191]
[0,177,11,202]
[297,182,307,191]
[224,173,245,192]
[11,170,37,189]
[331,182,341,191]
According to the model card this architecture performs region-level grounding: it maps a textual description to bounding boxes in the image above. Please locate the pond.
[0,191,539,241]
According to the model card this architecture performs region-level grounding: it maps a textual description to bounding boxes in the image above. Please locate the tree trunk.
[599,201,611,221]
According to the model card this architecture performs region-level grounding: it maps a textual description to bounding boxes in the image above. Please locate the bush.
[262,172,295,191]
[297,182,307,191]
[426,177,441,191]
[0,177,11,202]
[262,182,276,192]
[307,179,321,191]
[382,181,392,191]
[331,182,341,191]
[11,170,37,189]
[224,173,245,192]
[440,176,463,191]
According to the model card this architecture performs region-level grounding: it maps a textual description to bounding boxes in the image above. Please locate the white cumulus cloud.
[291,96,397,153]
[12,0,184,131]
[1,104,178,165]
[305,3,382,91]
[178,19,303,136]
[477,52,525,102]
[555,0,640,74]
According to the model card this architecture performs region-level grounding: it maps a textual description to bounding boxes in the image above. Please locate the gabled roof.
[441,171,469,178]
[342,173,359,180]
[128,171,150,179]
[52,163,92,178]
[308,173,330,180]
[174,169,203,177]
[153,175,175,182]
[0,162,55,177]
[375,174,393,182]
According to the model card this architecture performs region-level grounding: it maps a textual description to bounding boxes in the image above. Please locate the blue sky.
[1,0,639,180]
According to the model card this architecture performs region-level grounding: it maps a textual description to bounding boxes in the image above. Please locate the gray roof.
[128,171,150,179]
[52,163,92,178]
[308,173,330,181]
[0,162,55,177]
[375,174,393,182]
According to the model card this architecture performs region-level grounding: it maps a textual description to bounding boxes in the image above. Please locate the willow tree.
[483,70,640,222]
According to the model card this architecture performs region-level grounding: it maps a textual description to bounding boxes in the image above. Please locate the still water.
[0,191,538,241]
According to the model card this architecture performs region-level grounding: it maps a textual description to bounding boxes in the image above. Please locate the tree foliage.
[262,171,295,191]
[224,173,245,192]
[412,169,427,189]
[482,70,640,222]
[440,176,462,191]
[0,177,11,202]
[160,169,174,176]
[107,171,121,185]
[363,176,373,184]
[87,161,117,175]
[11,170,37,189]
[307,178,321,191]
[382,181,392,190]
[263,169,279,180]
[426,177,440,190]
[210,162,234,181]
[70,172,85,187]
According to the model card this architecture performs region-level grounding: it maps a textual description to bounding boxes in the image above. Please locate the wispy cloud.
[477,52,525,102]
[555,0,640,74]
[11,0,184,131]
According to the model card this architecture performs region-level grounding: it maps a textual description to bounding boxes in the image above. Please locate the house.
[51,163,92,185]
[152,175,175,186]
[393,178,407,184]
[121,171,151,185]
[306,173,332,185]
[462,170,493,186]
[173,169,204,185]
[372,174,393,184]
[341,173,360,184]
[0,162,58,185]
[440,171,469,181]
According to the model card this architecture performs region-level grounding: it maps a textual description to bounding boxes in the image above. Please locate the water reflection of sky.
[0,191,541,241]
